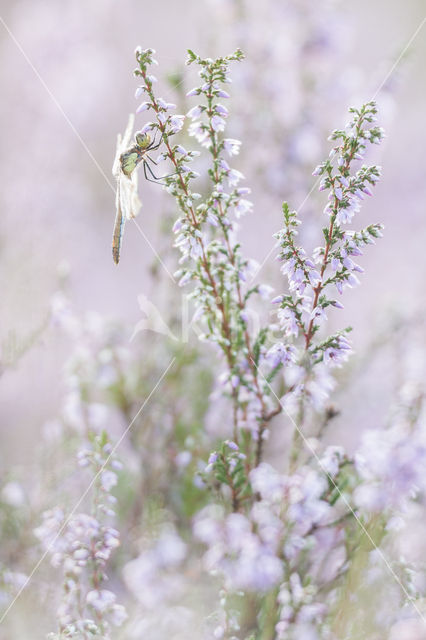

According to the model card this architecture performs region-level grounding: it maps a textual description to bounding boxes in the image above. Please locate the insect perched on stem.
[111,118,166,265]
[119,131,163,182]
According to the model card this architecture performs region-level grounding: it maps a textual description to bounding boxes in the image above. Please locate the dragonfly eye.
[135,132,151,148]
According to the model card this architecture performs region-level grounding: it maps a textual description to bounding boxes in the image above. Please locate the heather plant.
[4,43,426,640]
[107,47,392,638]
[35,431,126,639]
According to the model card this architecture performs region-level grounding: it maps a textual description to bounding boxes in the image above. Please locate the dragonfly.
[111,116,165,265]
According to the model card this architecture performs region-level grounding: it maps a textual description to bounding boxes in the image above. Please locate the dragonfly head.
[135,131,151,149]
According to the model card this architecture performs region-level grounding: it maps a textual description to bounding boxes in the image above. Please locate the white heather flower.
[157,98,176,110]
[234,198,253,218]
[223,138,241,156]
[86,589,116,613]
[110,605,128,626]
[186,105,202,120]
[188,121,209,146]
[175,450,192,468]
[227,169,245,187]
[1,481,25,507]
[250,464,286,502]
[320,446,345,477]
[257,284,274,300]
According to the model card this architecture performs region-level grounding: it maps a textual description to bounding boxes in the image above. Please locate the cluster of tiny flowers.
[132,47,284,467]
[35,431,126,639]
[205,0,375,207]
[194,456,354,632]
[123,525,187,609]
[271,102,384,407]
[355,383,426,513]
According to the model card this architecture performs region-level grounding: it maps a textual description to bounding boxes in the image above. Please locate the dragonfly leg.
[143,158,177,184]
[147,131,165,152]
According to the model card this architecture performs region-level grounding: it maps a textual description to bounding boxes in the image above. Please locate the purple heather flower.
[334,186,343,200]
[266,343,296,368]
[136,101,150,113]
[331,257,340,271]
[215,104,229,117]
[323,342,351,367]
[100,470,117,492]
[186,87,199,97]
[277,307,299,338]
[240,310,249,323]
[308,269,321,287]
[169,115,185,133]
[216,89,230,98]
[139,121,155,134]
[172,218,183,233]
[345,273,360,288]
[310,306,327,322]
[135,87,144,99]
[237,187,251,196]
[211,115,226,132]
[208,452,218,465]
[231,375,239,389]
[207,212,219,226]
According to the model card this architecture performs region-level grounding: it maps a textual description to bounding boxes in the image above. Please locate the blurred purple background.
[1,0,426,463]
